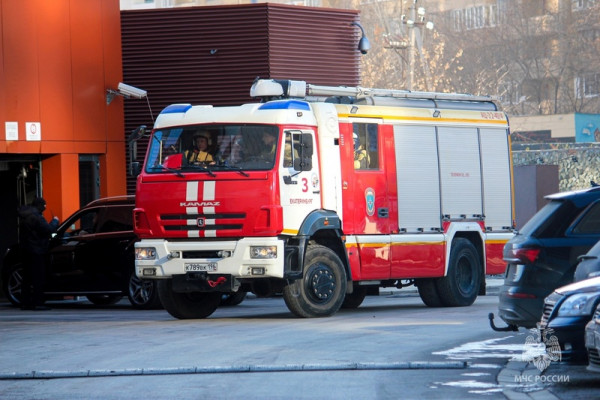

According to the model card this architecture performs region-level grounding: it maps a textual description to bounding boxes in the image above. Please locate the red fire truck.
[132,79,514,319]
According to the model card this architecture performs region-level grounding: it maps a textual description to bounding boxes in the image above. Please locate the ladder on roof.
[250,79,498,104]
[305,83,497,103]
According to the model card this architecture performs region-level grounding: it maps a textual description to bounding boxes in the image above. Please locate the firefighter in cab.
[186,131,214,164]
[353,132,369,169]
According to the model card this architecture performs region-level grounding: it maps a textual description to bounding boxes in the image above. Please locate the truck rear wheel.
[158,279,221,319]
[283,244,347,318]
[435,238,481,307]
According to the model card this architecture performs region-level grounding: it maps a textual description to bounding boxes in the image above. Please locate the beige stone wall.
[513,143,600,192]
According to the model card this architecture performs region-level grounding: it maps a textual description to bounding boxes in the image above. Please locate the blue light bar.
[160,104,192,114]
[258,100,311,111]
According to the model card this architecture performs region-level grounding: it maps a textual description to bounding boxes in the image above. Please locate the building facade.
[0,0,126,265]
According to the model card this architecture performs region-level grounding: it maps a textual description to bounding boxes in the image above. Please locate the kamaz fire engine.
[133,79,514,319]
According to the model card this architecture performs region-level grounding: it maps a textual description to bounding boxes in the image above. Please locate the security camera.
[118,82,147,99]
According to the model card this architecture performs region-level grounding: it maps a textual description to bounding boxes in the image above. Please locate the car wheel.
[220,291,247,306]
[283,244,347,318]
[341,285,367,309]
[3,263,24,307]
[128,271,162,309]
[436,238,481,307]
[416,278,444,307]
[86,294,123,306]
[158,279,221,319]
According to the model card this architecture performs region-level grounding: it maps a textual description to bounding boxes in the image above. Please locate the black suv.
[498,186,600,329]
[2,196,160,309]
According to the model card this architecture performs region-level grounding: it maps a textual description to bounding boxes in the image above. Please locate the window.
[576,73,600,98]
[145,124,280,172]
[98,206,133,233]
[573,0,597,11]
[453,5,498,31]
[65,210,100,236]
[499,81,523,105]
[572,202,600,234]
[352,123,379,170]
[452,9,463,32]
[283,130,313,171]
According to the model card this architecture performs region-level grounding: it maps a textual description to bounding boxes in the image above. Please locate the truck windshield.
[145,124,279,173]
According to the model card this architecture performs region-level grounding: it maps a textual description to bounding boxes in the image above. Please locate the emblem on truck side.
[365,188,375,217]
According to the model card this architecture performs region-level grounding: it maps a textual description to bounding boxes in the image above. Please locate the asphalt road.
[0,284,596,399]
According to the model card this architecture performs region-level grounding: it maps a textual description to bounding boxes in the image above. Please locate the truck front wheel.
[158,279,221,319]
[416,278,444,307]
[435,238,481,307]
[283,244,347,318]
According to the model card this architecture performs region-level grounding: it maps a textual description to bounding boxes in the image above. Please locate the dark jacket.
[18,205,59,255]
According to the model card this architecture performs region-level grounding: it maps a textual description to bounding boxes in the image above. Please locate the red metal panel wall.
[121,3,361,194]
[267,4,361,85]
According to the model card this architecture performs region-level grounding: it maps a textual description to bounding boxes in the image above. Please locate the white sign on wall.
[5,122,18,141]
[26,122,41,141]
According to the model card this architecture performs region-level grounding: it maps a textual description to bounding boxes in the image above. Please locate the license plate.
[185,263,217,272]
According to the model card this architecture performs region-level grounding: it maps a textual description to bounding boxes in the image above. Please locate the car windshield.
[145,124,279,173]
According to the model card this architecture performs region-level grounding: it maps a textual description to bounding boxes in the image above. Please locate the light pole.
[383,0,434,90]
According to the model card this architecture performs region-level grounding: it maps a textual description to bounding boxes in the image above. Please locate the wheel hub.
[307,264,335,303]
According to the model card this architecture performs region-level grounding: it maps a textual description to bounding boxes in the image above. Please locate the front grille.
[160,212,246,234]
[589,348,600,368]
[182,250,222,259]
[594,305,600,322]
[540,292,561,327]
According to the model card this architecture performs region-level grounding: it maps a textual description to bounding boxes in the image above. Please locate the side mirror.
[299,133,313,158]
[293,157,312,171]
[129,161,142,176]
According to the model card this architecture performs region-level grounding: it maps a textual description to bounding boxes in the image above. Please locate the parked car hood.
[556,276,600,295]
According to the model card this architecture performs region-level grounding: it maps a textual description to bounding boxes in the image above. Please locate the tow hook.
[207,276,227,288]
[488,313,519,332]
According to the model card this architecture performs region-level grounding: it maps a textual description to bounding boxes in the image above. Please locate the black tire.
[283,244,347,318]
[341,285,367,309]
[220,291,247,306]
[86,294,122,306]
[128,271,162,309]
[435,238,481,307]
[3,264,24,307]
[416,278,444,307]
[158,279,221,319]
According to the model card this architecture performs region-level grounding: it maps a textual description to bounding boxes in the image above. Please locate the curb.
[498,360,560,400]
[0,361,468,380]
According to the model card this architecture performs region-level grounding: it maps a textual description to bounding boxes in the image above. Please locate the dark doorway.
[0,158,40,277]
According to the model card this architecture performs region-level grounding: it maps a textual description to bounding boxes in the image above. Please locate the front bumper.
[543,316,591,363]
[135,238,285,280]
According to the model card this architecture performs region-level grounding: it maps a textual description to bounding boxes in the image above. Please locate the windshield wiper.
[218,164,249,177]
[156,164,184,177]
[186,163,217,177]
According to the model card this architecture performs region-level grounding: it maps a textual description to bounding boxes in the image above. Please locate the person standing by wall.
[18,197,59,310]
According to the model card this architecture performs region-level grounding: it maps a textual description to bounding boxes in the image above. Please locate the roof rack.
[250,79,498,104]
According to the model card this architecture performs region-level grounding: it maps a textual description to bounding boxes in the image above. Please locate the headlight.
[135,247,157,260]
[250,246,277,259]
[557,293,599,317]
